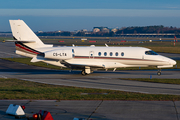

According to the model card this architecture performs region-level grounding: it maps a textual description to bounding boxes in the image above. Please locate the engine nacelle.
[44,49,74,60]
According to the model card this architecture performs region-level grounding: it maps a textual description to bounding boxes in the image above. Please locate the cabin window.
[110,52,113,56]
[98,52,101,56]
[115,52,118,56]
[145,50,158,55]
[72,49,74,53]
[104,52,107,56]
[121,52,124,56]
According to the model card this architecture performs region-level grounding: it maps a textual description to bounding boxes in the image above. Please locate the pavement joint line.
[173,101,179,120]
[87,100,103,120]
[23,100,32,106]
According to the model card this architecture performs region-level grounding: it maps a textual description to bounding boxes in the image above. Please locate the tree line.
[36,25,180,37]
[116,25,180,34]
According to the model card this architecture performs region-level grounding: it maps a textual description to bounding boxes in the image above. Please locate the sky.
[0,0,180,32]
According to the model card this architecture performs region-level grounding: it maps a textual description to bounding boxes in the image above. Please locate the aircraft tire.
[157,71,161,76]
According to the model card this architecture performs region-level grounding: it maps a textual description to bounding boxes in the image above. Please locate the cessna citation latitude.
[9,20,176,75]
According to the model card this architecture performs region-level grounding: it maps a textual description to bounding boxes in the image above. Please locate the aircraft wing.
[61,60,105,69]
[61,60,128,69]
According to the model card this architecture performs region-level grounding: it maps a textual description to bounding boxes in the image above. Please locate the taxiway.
[0,42,180,120]
[0,42,180,95]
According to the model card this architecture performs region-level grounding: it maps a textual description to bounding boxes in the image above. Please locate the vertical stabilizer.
[9,20,52,48]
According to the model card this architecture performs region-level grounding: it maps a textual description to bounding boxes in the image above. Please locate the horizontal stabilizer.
[6,40,36,43]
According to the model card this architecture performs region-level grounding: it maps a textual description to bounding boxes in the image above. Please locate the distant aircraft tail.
[9,20,52,57]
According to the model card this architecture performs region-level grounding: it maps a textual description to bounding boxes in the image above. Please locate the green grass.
[0,78,180,101]
[122,78,180,85]
[147,46,180,54]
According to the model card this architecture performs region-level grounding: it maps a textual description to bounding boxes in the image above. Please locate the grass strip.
[121,78,180,85]
[2,58,180,70]
[0,78,180,101]
[147,47,180,54]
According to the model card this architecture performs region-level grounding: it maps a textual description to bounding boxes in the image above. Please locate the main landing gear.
[81,70,87,76]
[81,67,93,75]
[157,69,161,76]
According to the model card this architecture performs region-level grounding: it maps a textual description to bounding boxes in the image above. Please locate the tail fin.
[9,20,52,48]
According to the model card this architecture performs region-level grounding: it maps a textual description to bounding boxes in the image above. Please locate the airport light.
[21,105,25,110]
[33,113,41,120]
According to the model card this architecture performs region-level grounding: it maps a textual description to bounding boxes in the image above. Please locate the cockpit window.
[145,50,158,55]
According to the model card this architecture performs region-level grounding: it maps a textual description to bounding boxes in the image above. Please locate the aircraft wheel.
[157,71,161,76]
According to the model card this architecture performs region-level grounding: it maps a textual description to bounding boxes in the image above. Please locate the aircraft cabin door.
[89,51,94,59]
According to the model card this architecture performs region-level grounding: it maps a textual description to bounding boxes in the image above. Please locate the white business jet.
[9,20,176,75]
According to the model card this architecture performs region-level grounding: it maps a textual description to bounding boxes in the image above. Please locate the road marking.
[0,75,7,79]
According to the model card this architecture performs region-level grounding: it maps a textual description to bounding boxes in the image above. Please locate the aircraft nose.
[169,59,176,65]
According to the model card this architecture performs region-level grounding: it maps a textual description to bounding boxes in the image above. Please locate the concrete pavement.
[0,100,179,120]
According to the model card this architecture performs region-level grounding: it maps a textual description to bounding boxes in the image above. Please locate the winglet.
[105,43,108,47]
[31,57,44,63]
